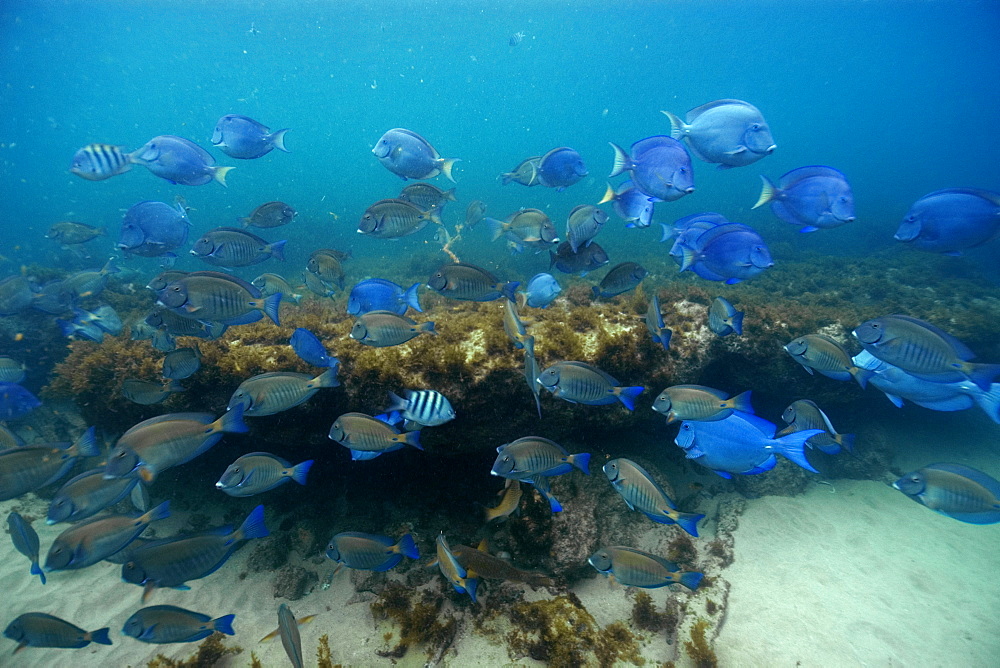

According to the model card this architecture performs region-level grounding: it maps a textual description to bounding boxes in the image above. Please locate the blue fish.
[347,278,422,315]
[372,128,458,182]
[536,147,587,190]
[522,273,561,308]
[7,512,45,584]
[894,188,1000,255]
[708,297,743,336]
[57,318,105,342]
[676,222,773,284]
[118,200,191,258]
[893,463,1000,524]
[133,135,234,187]
[72,305,122,335]
[289,328,338,368]
[211,114,289,159]
[663,99,776,169]
[674,412,822,478]
[609,136,694,202]
[598,180,657,228]
[754,166,855,232]
[0,383,41,420]
[123,605,235,644]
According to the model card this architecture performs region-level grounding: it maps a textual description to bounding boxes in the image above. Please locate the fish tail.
[403,430,423,450]
[659,223,676,244]
[88,627,112,646]
[673,512,705,538]
[501,281,520,302]
[415,320,436,337]
[212,165,235,187]
[56,318,76,337]
[74,426,100,458]
[268,239,287,261]
[487,217,506,242]
[425,205,444,226]
[965,362,1000,392]
[677,571,704,592]
[439,158,460,183]
[729,390,753,414]
[500,172,513,186]
[570,451,592,475]
[838,433,857,454]
[269,128,290,153]
[527,572,555,588]
[608,142,631,178]
[290,292,303,304]
[548,250,557,270]
[145,500,171,523]
[218,403,249,434]
[774,429,823,473]
[591,286,601,300]
[597,183,616,205]
[237,505,269,541]
[679,245,700,272]
[211,614,236,636]
[616,386,645,411]
[463,577,479,603]
[395,533,420,560]
[261,292,282,325]
[291,459,313,485]
[730,310,745,335]
[973,383,1000,424]
[753,175,777,209]
[385,391,408,413]
[240,217,250,228]
[165,379,185,393]
[850,366,873,389]
[31,562,46,585]
[315,367,341,388]
[101,256,119,274]
[403,282,423,312]
[661,110,686,139]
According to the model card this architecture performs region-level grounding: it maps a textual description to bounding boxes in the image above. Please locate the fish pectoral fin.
[724,146,747,156]
[183,304,202,313]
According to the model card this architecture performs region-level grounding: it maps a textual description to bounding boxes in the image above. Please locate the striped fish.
[47,468,139,524]
[385,389,455,427]
[491,436,590,478]
[588,546,703,590]
[70,143,134,181]
[215,452,313,497]
[537,360,644,409]
[603,458,704,536]
[324,532,419,571]
[328,412,422,460]
[227,369,339,416]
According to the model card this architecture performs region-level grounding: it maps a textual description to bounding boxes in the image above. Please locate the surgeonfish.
[777,400,855,455]
[289,328,338,368]
[652,385,753,424]
[708,297,743,336]
[399,182,456,211]
[119,199,190,258]
[491,436,591,478]
[190,227,286,267]
[537,361,644,409]
[45,501,171,571]
[0,382,42,420]
[357,198,442,239]
[372,128,459,182]
[548,240,610,276]
[347,279,422,316]
[0,427,99,501]
[47,468,140,524]
[565,204,607,253]
[46,221,106,245]
[524,348,543,418]
[609,136,694,201]
[535,147,587,190]
[3,613,111,652]
[215,452,313,497]
[501,299,534,354]
[592,262,647,299]
[162,347,201,380]
[157,271,282,326]
[522,273,561,309]
[121,378,185,405]
[350,311,437,347]
[307,249,347,288]
[754,166,855,232]
[435,534,478,602]
[227,369,340,416]
[241,201,297,228]
[784,333,872,388]
[588,546,703,590]
[486,208,559,254]
[644,295,672,350]
[893,188,1000,255]
[428,539,554,587]
[324,532,419,571]
[328,412,422,460]
[132,135,234,187]
[662,99,776,169]
[122,605,235,644]
[484,479,524,523]
[428,262,519,302]
[7,512,45,584]
[604,459,704,536]
[893,463,1000,524]
[211,114,289,159]
[253,273,302,305]
[500,156,542,186]
[598,180,657,228]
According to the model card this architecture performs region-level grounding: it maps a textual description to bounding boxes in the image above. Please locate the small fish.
[303,271,337,298]
[487,209,559,254]
[122,379,184,405]
[435,534,478,602]
[350,311,436,347]
[893,463,1000,524]
[538,361,644,409]
[7,512,45,584]
[46,221,106,245]
[894,188,1000,255]
[70,143,134,181]
[0,382,41,420]
[119,199,190,258]
[598,180,657,228]
[45,501,171,571]
[47,468,139,524]
[428,262,519,302]
[652,385,753,424]
[522,273,561,308]
[431,540,553,587]
[484,479,523,523]
[536,147,587,190]
[566,204,607,253]
[132,135,234,186]
[549,241,609,276]
[385,389,455,427]
[501,299,533,354]
[307,249,347,289]
[328,412,422,460]
[62,257,118,299]
[609,136,694,201]
[211,114,290,159]
[3,613,111,652]
[241,201,297,228]
[603,459,704,536]
[57,318,105,342]
[0,428,98,501]
[252,273,303,304]
[277,604,304,668]
[347,278,422,316]
[593,262,649,299]
[777,400,854,455]
[372,128,459,182]
[492,436,590,478]
[783,333,872,388]
[325,532,419,571]
[465,200,487,227]
[123,605,235,644]
[72,305,123,335]
[663,99,776,169]
[524,349,542,418]
[258,607,317,646]
[509,31,526,47]
[191,227,286,267]
[499,156,541,186]
[162,347,201,380]
[229,369,340,416]
[216,452,313,497]
[0,275,34,316]
[588,546,703,590]
[105,407,248,483]
[0,357,26,384]
[290,328,339,367]
[708,297,743,336]
[644,295,672,349]
[0,423,23,449]
[754,166,855,232]
[358,198,441,239]
[157,271,281,326]
[399,183,456,211]
[853,314,1000,391]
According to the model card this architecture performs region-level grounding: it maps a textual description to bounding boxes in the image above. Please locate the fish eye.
[751,123,761,130]
[116,451,126,459]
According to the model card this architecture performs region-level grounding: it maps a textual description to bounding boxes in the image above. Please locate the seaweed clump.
[145,632,242,667]
[369,581,458,660]
[684,618,718,668]
[630,590,679,636]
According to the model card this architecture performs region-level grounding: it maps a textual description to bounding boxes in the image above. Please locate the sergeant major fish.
[385,389,455,428]
[70,143,135,181]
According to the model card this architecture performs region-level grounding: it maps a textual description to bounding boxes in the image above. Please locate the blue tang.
[893,188,1000,255]
[290,328,338,368]
[609,136,694,202]
[676,222,773,284]
[372,128,458,182]
[536,147,587,190]
[674,412,822,478]
[598,180,657,228]
[663,99,776,169]
[347,278,422,315]
[133,135,233,187]
[0,383,41,420]
[893,463,1000,524]
[522,273,561,308]
[123,605,235,644]
[211,114,289,159]
[754,166,856,232]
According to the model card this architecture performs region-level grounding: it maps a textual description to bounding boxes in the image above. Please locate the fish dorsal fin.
[883,314,976,361]
[476,539,489,553]
[685,99,758,123]
[778,165,846,189]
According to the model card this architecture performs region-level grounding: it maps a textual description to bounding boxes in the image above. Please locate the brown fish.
[433,540,553,587]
